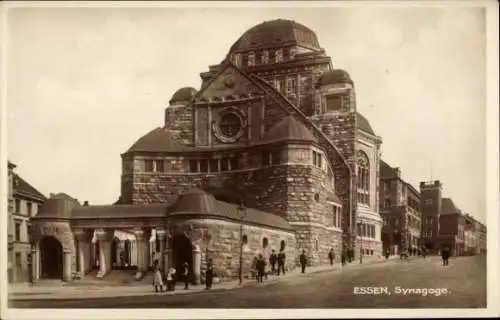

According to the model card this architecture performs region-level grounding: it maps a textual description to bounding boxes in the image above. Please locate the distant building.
[420,180,443,254]
[438,198,465,256]
[7,161,46,283]
[379,160,421,255]
[476,221,487,255]
[464,213,487,255]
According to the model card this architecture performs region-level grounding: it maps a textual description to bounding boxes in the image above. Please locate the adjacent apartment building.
[379,160,421,255]
[438,198,465,256]
[7,161,46,283]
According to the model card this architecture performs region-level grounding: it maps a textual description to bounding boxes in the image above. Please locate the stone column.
[63,249,73,282]
[192,244,201,285]
[156,229,166,271]
[31,245,40,283]
[133,228,151,280]
[73,228,93,277]
[95,228,114,278]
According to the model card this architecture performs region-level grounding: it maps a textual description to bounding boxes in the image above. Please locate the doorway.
[171,234,193,281]
[40,236,63,279]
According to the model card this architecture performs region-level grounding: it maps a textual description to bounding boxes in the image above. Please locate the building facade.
[379,160,421,255]
[7,161,46,283]
[30,19,384,284]
[438,198,465,256]
[420,180,443,254]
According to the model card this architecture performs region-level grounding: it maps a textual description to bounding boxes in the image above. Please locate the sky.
[5,3,488,224]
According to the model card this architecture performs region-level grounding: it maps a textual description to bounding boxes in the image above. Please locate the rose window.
[218,113,242,138]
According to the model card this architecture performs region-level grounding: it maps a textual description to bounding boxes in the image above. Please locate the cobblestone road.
[10,256,486,309]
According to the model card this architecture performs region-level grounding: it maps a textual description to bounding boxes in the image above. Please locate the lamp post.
[238,199,247,285]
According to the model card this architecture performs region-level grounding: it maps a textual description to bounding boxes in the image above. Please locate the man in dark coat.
[441,247,450,266]
[328,249,335,266]
[277,250,286,276]
[269,250,278,275]
[256,254,265,283]
[205,258,214,290]
[299,250,308,274]
[341,250,347,266]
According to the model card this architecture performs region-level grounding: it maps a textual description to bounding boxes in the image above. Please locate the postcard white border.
[0,1,498,319]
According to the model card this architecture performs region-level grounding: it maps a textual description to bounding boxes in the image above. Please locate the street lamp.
[238,198,247,285]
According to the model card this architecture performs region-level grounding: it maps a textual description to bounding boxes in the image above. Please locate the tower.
[420,180,443,253]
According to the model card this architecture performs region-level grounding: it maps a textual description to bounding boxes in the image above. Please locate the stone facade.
[30,19,389,284]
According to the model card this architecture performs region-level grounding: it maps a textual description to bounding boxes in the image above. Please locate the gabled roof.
[13,174,46,202]
[262,115,317,144]
[357,112,375,135]
[441,198,460,215]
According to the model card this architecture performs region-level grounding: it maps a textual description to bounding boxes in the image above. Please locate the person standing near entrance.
[269,250,278,276]
[277,249,286,276]
[205,258,214,290]
[152,266,164,293]
[299,250,308,274]
[328,249,335,266]
[182,262,190,290]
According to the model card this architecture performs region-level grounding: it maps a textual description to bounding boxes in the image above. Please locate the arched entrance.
[40,236,63,279]
[171,234,193,281]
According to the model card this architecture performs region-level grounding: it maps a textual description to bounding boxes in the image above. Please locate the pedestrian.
[277,249,286,276]
[299,250,308,274]
[256,254,265,283]
[152,266,164,292]
[205,258,214,290]
[328,249,335,266]
[182,262,190,290]
[441,247,450,266]
[422,247,427,259]
[251,256,258,280]
[341,250,347,266]
[166,267,176,291]
[269,250,278,276]
[385,248,390,260]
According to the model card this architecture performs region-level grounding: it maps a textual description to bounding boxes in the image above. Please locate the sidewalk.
[8,256,419,301]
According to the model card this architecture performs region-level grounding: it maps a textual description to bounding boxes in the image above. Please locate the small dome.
[168,188,217,214]
[318,69,353,86]
[169,87,197,105]
[36,193,80,219]
[262,115,317,144]
[229,19,321,53]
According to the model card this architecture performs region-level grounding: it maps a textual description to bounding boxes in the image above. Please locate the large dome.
[229,19,321,53]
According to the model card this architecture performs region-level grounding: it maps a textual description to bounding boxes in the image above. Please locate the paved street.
[10,256,486,309]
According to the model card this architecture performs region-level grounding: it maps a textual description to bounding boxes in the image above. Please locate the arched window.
[262,237,269,249]
[357,151,370,205]
[242,235,248,245]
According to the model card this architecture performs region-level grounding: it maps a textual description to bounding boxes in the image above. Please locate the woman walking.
[152,266,164,292]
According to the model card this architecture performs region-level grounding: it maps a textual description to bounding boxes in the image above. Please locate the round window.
[218,113,242,138]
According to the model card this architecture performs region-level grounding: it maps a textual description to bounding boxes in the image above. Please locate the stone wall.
[164,104,193,145]
[167,218,296,282]
[293,224,343,266]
